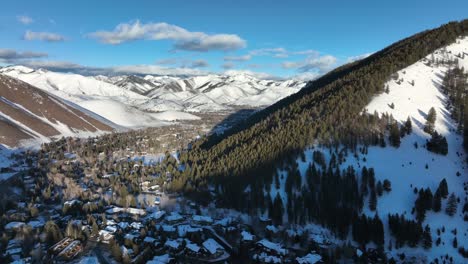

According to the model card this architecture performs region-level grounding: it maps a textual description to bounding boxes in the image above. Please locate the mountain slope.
[161,19,468,262]
[0,74,113,147]
[0,66,306,126]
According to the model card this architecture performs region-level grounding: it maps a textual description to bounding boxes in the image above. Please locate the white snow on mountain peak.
[0,64,306,127]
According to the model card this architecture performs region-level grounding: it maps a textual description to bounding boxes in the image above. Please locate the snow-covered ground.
[270,37,468,262]
[359,36,468,262]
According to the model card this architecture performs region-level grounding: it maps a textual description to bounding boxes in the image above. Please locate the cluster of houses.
[0,141,331,264]
[95,206,235,263]
[48,237,82,261]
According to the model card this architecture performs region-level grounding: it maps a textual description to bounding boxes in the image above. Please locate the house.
[147,254,173,264]
[143,236,161,248]
[57,240,82,261]
[253,252,282,263]
[165,212,184,224]
[4,222,26,233]
[241,230,255,242]
[202,238,224,257]
[192,215,213,225]
[3,239,23,260]
[147,210,165,222]
[256,239,288,256]
[159,224,177,238]
[184,239,203,257]
[177,225,202,238]
[98,230,114,243]
[296,252,323,264]
[164,239,183,253]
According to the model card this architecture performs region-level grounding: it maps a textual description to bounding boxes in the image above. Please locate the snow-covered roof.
[241,230,254,241]
[147,254,172,264]
[118,222,129,229]
[144,236,156,243]
[185,239,201,253]
[147,210,165,220]
[296,252,322,264]
[5,221,26,230]
[254,252,282,263]
[192,215,213,223]
[161,225,176,232]
[177,225,202,237]
[106,219,117,226]
[131,222,143,230]
[257,239,287,255]
[166,212,183,222]
[266,225,279,233]
[106,206,146,215]
[27,220,44,229]
[203,238,223,255]
[105,226,117,233]
[64,200,81,206]
[164,239,180,249]
[124,233,137,240]
[214,217,233,227]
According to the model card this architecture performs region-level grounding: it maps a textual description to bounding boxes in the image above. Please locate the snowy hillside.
[0,74,113,147]
[271,37,468,262]
[98,71,306,112]
[357,36,468,262]
[0,66,306,125]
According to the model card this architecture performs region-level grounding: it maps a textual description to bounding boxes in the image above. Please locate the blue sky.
[0,0,467,79]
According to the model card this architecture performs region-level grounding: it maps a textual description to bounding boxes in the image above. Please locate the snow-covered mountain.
[0,74,113,147]
[99,72,306,112]
[270,36,468,262]
[0,66,306,127]
[354,36,468,262]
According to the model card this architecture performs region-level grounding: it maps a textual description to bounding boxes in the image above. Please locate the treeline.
[441,65,468,152]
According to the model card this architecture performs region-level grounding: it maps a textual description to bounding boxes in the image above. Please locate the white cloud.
[247,48,321,59]
[282,54,337,73]
[17,15,33,25]
[223,69,282,80]
[0,49,47,63]
[188,59,209,68]
[346,52,373,63]
[88,20,246,52]
[18,60,209,76]
[156,58,179,65]
[24,30,66,42]
[224,54,252,61]
[155,58,209,68]
[291,71,321,81]
[222,62,235,69]
[249,47,287,57]
[112,64,208,76]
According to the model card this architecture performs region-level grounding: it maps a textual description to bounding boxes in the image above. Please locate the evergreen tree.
[272,193,284,225]
[404,116,413,134]
[432,190,442,212]
[426,131,448,155]
[437,178,449,198]
[424,107,437,134]
[422,225,432,249]
[376,181,383,196]
[389,122,401,147]
[369,189,377,211]
[383,179,392,192]
[446,193,457,216]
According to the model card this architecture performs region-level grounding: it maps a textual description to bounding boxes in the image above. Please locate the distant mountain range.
[0,65,305,146]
